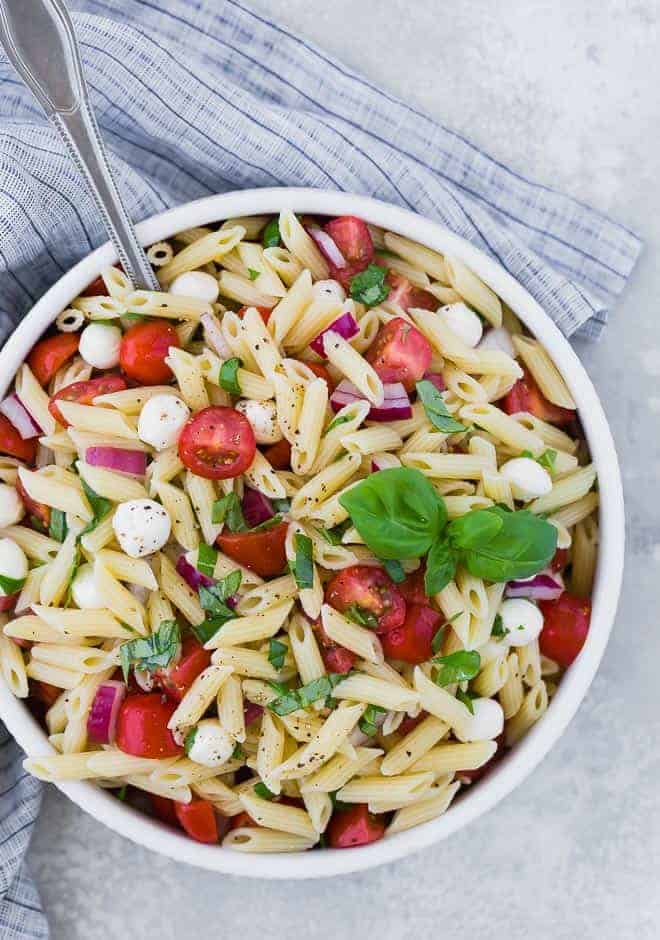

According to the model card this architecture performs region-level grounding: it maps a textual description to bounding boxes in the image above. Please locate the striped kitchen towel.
[0,0,643,935]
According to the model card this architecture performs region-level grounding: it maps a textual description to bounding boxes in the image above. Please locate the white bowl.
[0,188,624,878]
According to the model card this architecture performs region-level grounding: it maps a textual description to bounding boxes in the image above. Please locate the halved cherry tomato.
[155,635,211,702]
[386,272,438,312]
[0,415,36,464]
[325,565,406,634]
[15,476,50,527]
[0,593,18,613]
[30,680,63,708]
[262,438,291,470]
[27,333,80,387]
[381,604,441,664]
[230,810,258,830]
[115,692,183,758]
[174,799,219,844]
[314,618,356,674]
[365,317,432,393]
[459,733,504,783]
[551,548,570,572]
[81,274,109,297]
[49,374,127,426]
[321,216,374,287]
[539,593,591,668]
[326,804,385,849]
[302,361,335,390]
[398,711,427,736]
[501,369,575,427]
[217,520,288,578]
[398,569,429,606]
[237,305,272,325]
[179,406,256,480]
[119,319,180,385]
[151,794,179,827]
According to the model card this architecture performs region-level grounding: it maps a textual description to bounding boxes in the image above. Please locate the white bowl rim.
[0,187,624,879]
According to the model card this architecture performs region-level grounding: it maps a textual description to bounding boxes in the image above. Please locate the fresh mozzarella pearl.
[187,719,235,767]
[500,457,552,502]
[112,499,171,558]
[0,538,28,595]
[499,597,544,647]
[0,484,24,528]
[235,399,283,445]
[138,394,190,450]
[455,698,504,743]
[478,327,515,358]
[437,302,483,348]
[71,563,105,610]
[79,323,122,369]
[169,271,219,304]
[312,279,346,302]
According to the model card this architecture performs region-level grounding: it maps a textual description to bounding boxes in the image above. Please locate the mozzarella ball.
[0,484,24,528]
[312,279,346,303]
[169,271,219,304]
[478,327,515,357]
[0,538,28,595]
[112,499,171,558]
[455,698,504,743]
[501,457,552,502]
[437,302,483,348]
[187,719,235,767]
[71,563,105,610]
[235,399,283,445]
[79,322,122,370]
[138,394,190,451]
[499,597,544,647]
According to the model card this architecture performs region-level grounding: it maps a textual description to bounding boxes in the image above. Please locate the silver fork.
[0,0,160,290]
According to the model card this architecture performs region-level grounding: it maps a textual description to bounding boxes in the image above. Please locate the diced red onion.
[329,379,366,413]
[506,570,564,601]
[86,446,147,477]
[0,393,42,439]
[310,314,359,357]
[244,702,263,725]
[201,312,232,359]
[242,487,275,528]
[423,372,446,392]
[308,227,346,269]
[176,554,214,590]
[87,680,126,744]
[330,379,412,421]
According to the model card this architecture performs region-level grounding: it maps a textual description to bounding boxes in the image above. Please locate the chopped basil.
[358,704,386,737]
[431,611,463,654]
[192,619,227,646]
[211,492,247,531]
[319,520,351,545]
[432,650,481,687]
[196,543,218,579]
[456,688,476,715]
[250,514,283,532]
[63,543,82,608]
[268,674,345,716]
[268,637,288,671]
[79,481,112,537]
[49,508,67,543]
[232,743,245,760]
[324,413,352,435]
[117,785,128,801]
[267,680,289,697]
[184,726,198,756]
[416,380,467,434]
[491,614,509,639]
[122,312,146,322]
[120,619,180,682]
[521,448,558,472]
[349,264,389,308]
[247,268,260,281]
[271,498,291,513]
[262,217,281,248]
[293,533,314,590]
[219,357,242,396]
[199,570,242,620]
[381,558,405,583]
[253,782,275,800]
[0,573,26,595]
[345,604,378,629]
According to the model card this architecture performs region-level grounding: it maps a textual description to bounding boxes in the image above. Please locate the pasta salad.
[0,211,597,852]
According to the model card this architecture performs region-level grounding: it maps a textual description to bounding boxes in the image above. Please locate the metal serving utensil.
[0,0,160,289]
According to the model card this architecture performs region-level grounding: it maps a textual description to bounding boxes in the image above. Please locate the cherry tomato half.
[0,593,18,613]
[302,361,335,390]
[501,369,575,427]
[151,794,179,827]
[237,305,273,325]
[262,438,291,470]
[321,216,374,287]
[155,635,211,702]
[174,799,219,844]
[550,548,570,573]
[16,476,50,527]
[30,680,61,708]
[386,272,438,312]
[539,593,591,668]
[229,810,258,830]
[381,604,441,664]
[366,317,432,393]
[119,319,180,385]
[326,804,385,849]
[398,711,427,736]
[217,520,288,578]
[49,374,127,426]
[27,333,80,387]
[398,569,429,607]
[115,692,183,758]
[314,618,356,675]
[325,565,406,634]
[179,406,256,480]
[0,414,36,464]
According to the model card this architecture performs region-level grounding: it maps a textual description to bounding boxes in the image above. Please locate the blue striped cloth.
[0,1,642,935]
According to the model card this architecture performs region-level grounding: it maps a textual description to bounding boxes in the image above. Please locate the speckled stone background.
[26,2,659,937]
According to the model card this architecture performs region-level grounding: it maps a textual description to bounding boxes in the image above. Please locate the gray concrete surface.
[26,2,660,937]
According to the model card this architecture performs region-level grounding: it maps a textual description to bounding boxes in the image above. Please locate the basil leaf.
[272,498,291,514]
[192,619,227,645]
[117,785,128,801]
[253,782,275,800]
[79,481,112,537]
[219,357,242,396]
[262,217,281,248]
[491,613,509,639]
[433,650,481,687]
[293,533,313,589]
[358,704,386,737]
[448,510,504,550]
[268,674,345,716]
[381,558,405,583]
[199,570,242,619]
[232,743,245,760]
[538,449,557,471]
[49,508,67,543]
[212,492,247,531]
[416,381,467,434]
[349,264,389,308]
[247,268,260,281]
[339,467,447,560]
[345,604,378,629]
[268,680,289,697]
[268,689,303,717]
[250,514,283,532]
[431,625,446,654]
[456,688,475,714]
[184,726,198,756]
[120,620,180,682]
[196,543,218,579]
[319,520,351,545]
[424,539,457,594]
[268,638,288,671]
[324,414,352,435]
[0,573,26,595]
[64,543,82,607]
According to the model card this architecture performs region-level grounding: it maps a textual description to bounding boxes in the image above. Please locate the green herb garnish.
[491,613,509,639]
[0,574,26,595]
[196,543,218,579]
[247,268,260,281]
[381,559,405,583]
[184,726,198,756]
[324,413,352,435]
[345,604,378,628]
[219,357,242,396]
[253,782,275,800]
[432,650,481,687]
[268,674,345,716]
[120,620,180,682]
[521,448,557,472]
[349,264,389,308]
[293,533,314,590]
[319,520,351,545]
[456,688,476,715]
[268,638,288,671]
[79,481,112,537]
[49,508,67,543]
[262,217,281,248]
[416,380,467,434]
[211,492,247,531]
[358,704,386,737]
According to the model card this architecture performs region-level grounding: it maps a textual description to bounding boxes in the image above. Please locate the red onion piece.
[242,487,275,528]
[423,372,446,392]
[310,313,359,357]
[308,227,346,269]
[176,554,215,590]
[329,379,366,413]
[244,701,263,725]
[330,379,412,421]
[86,446,147,477]
[506,570,564,601]
[87,680,126,744]
[0,393,42,439]
[201,312,232,359]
